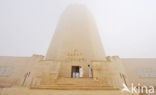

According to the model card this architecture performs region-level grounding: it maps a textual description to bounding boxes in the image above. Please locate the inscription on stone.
[0,66,13,76]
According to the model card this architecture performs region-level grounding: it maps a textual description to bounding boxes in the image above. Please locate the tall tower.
[46,5,105,61]
[31,5,128,90]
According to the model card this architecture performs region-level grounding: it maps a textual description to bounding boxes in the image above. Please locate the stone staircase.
[31,78,119,90]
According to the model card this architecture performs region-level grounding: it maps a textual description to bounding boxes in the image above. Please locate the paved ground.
[0,86,137,95]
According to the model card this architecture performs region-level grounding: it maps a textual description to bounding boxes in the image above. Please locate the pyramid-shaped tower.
[46,5,105,61]
[30,5,128,90]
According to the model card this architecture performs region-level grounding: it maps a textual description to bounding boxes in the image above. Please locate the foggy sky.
[0,0,156,58]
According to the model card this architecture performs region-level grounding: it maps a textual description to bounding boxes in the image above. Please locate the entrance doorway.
[71,66,82,78]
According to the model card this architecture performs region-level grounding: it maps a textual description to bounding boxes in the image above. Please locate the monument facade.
[0,5,156,95]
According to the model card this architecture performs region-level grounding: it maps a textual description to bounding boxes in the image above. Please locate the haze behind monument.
[0,0,156,58]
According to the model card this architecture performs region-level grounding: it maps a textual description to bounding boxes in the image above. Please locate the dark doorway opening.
[71,66,80,78]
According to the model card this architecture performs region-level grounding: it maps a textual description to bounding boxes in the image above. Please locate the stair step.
[31,85,119,90]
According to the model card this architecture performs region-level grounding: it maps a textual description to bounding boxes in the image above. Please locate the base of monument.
[0,86,136,95]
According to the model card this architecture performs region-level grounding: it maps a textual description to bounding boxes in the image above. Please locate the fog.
[0,0,156,58]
